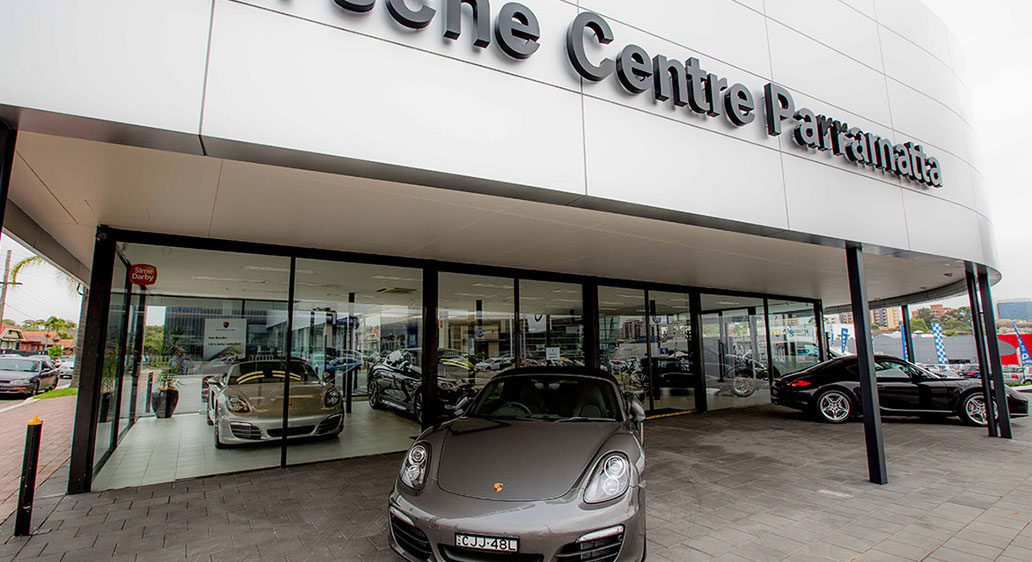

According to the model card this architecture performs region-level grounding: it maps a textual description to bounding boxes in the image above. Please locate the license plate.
[455,534,519,552]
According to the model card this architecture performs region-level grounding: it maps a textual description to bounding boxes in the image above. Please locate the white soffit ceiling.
[8,132,967,307]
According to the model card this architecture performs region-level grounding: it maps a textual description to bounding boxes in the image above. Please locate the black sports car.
[368,348,475,423]
[771,355,1030,426]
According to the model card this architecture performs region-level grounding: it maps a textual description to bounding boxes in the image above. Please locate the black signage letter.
[496,3,540,59]
[386,0,436,29]
[895,144,913,176]
[652,55,688,107]
[723,83,755,126]
[445,0,491,48]
[907,143,927,183]
[926,157,942,187]
[567,12,615,82]
[763,83,794,136]
[793,109,818,148]
[617,45,652,94]
[333,0,375,13]
[685,58,710,114]
[705,73,728,117]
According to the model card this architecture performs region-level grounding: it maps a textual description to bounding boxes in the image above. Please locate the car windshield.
[227,360,320,385]
[468,375,621,421]
[0,358,39,372]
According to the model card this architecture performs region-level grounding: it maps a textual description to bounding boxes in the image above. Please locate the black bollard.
[15,416,43,537]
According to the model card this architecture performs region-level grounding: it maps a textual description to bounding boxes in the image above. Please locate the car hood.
[226,382,330,416]
[0,370,35,381]
[435,417,619,501]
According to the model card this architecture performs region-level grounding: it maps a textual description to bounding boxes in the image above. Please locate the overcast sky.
[0,0,1027,324]
[923,0,1032,304]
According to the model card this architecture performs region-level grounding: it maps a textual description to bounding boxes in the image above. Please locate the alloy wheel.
[818,391,851,423]
[964,394,987,426]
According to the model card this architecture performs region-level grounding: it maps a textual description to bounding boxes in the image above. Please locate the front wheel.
[959,393,988,426]
[731,372,757,397]
[815,389,852,423]
[368,383,384,410]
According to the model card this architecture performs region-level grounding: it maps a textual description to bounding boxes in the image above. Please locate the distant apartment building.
[998,299,1032,323]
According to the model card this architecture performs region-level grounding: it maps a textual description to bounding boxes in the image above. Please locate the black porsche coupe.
[771,355,1029,426]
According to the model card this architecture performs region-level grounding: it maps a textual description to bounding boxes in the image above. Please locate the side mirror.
[453,395,472,417]
[626,393,646,423]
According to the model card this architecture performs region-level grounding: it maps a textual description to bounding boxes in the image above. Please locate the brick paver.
[1,404,1030,561]
[0,396,76,523]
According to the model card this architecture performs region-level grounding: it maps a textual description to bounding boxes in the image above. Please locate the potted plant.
[151,347,187,418]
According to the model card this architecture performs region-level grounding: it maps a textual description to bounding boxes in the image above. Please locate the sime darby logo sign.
[129,264,158,286]
[330,0,943,188]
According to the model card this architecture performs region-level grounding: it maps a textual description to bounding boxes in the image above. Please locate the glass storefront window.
[94,255,128,473]
[92,245,290,489]
[701,294,770,410]
[518,280,583,367]
[648,291,696,413]
[598,287,646,397]
[288,259,424,465]
[768,300,820,375]
[440,273,515,389]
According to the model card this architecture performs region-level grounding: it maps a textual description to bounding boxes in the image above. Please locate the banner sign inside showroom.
[332,0,944,188]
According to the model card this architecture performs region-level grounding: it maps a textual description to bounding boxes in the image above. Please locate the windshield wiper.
[554,416,616,423]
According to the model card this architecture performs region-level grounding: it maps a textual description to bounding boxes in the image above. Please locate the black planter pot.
[99,391,113,422]
[151,388,179,419]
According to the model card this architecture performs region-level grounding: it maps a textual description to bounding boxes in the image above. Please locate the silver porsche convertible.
[388,367,647,562]
[206,358,344,448]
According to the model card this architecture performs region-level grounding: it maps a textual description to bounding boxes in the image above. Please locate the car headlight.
[584,453,631,504]
[400,443,430,490]
[227,395,251,413]
[439,380,458,392]
[325,389,342,407]
[11,379,31,385]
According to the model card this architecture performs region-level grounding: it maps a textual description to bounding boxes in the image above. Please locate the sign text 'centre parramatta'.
[332,0,943,188]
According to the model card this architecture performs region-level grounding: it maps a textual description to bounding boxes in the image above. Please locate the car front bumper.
[0,382,35,394]
[388,482,645,562]
[215,411,343,445]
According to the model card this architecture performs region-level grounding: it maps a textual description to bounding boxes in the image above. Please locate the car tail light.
[787,380,812,387]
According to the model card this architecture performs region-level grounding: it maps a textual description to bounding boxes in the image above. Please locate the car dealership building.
[0,0,1013,494]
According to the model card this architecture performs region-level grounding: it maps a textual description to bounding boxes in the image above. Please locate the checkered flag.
[932,322,948,365]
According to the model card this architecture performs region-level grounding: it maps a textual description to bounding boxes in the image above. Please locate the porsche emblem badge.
[494,483,504,493]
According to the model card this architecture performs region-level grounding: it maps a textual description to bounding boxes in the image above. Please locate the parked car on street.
[0,356,59,396]
[474,355,514,372]
[388,366,647,562]
[206,358,343,448]
[57,356,75,379]
[771,355,1030,426]
[1003,365,1032,386]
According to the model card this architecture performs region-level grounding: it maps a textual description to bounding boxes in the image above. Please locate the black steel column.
[845,244,888,485]
[128,290,147,425]
[421,267,439,430]
[763,299,774,382]
[689,291,707,413]
[814,301,827,362]
[109,262,133,450]
[582,282,600,369]
[0,123,16,234]
[977,265,1012,438]
[642,291,655,411]
[279,257,296,467]
[901,305,915,364]
[513,278,521,367]
[965,264,997,437]
[68,229,117,494]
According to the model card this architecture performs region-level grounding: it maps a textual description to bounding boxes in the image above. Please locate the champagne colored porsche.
[388,367,647,562]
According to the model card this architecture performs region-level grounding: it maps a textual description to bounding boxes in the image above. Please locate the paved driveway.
[1,405,1030,561]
